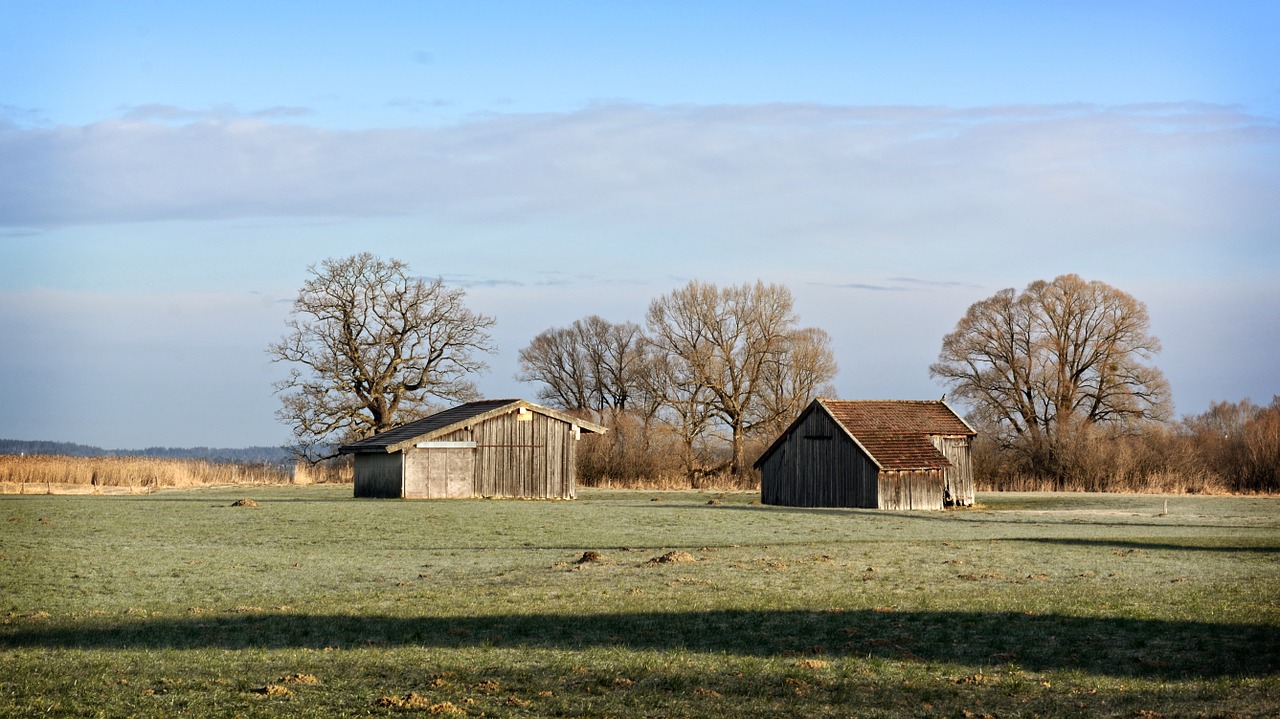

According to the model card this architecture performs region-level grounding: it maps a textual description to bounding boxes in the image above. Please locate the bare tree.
[517,315,665,484]
[752,326,840,439]
[930,274,1171,481]
[516,315,649,415]
[515,323,595,411]
[644,346,718,481]
[645,280,813,477]
[1183,396,1280,493]
[269,253,496,459]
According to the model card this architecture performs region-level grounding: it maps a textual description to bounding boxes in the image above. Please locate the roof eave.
[383,399,609,454]
[752,398,824,469]
[818,398,886,471]
[940,400,979,435]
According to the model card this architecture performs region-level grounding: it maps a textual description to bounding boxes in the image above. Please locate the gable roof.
[754,399,974,471]
[338,399,608,454]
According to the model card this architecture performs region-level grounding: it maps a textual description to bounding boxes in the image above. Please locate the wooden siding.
[350,404,582,500]
[931,435,975,506]
[760,408,880,508]
[470,410,577,499]
[877,469,944,510]
[353,452,403,498]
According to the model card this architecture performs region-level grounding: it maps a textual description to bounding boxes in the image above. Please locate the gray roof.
[338,399,607,454]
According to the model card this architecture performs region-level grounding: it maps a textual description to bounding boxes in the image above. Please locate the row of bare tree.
[269,256,1275,492]
[516,280,837,483]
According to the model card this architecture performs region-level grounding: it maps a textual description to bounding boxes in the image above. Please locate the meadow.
[1,487,1276,717]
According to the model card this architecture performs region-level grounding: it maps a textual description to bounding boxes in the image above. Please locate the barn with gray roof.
[755,399,976,510]
[339,399,607,499]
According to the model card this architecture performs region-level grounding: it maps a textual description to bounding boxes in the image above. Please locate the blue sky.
[2,1,1277,448]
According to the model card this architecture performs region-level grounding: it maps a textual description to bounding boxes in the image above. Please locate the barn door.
[440,447,472,498]
[408,442,476,498]
[932,435,974,506]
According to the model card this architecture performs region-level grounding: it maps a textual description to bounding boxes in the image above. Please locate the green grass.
[2,487,1277,717]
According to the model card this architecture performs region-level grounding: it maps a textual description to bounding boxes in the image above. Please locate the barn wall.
[404,445,473,499]
[760,408,879,508]
[931,434,974,506]
[353,452,403,498]
[472,410,576,499]
[877,469,944,510]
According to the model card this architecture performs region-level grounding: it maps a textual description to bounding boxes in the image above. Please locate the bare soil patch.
[646,550,697,566]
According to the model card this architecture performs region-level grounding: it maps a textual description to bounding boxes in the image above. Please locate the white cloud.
[2,103,1274,276]
[2,102,1277,444]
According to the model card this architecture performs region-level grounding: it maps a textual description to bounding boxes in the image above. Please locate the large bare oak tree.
[930,273,1171,479]
[269,253,496,459]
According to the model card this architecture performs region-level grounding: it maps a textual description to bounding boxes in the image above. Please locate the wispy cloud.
[810,281,909,292]
[436,274,524,288]
[117,104,314,123]
[887,277,984,289]
[0,104,48,127]
[388,98,451,113]
[1,103,1275,280]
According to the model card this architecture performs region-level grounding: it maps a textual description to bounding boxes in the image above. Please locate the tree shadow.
[4,608,1273,680]
[709,503,1270,532]
[1019,537,1280,553]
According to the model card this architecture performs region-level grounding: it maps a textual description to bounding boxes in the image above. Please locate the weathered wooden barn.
[338,399,607,499]
[755,399,976,510]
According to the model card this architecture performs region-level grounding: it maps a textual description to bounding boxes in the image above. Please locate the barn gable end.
[339,399,607,500]
[756,399,976,510]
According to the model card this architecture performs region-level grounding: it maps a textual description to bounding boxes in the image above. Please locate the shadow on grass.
[707,503,1271,531]
[1020,537,1280,553]
[4,608,1274,679]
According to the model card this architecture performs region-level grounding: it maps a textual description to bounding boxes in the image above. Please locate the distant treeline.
[0,439,293,465]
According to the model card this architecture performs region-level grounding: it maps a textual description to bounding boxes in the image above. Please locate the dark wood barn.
[755,399,976,510]
[339,399,607,499]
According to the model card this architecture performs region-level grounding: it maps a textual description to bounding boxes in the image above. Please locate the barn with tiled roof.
[755,399,975,510]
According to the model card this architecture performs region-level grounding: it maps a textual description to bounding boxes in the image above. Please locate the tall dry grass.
[576,412,763,491]
[0,455,351,494]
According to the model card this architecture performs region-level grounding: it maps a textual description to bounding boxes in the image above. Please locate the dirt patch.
[280,673,319,685]
[372,696,466,715]
[957,572,1005,581]
[231,498,259,508]
[250,684,291,697]
[646,550,697,566]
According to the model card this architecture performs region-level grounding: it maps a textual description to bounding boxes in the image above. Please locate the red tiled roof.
[820,399,974,471]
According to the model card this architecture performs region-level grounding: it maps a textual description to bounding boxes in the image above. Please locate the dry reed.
[0,455,351,494]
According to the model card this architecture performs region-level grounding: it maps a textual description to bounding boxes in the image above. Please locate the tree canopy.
[930,273,1171,479]
[268,253,495,459]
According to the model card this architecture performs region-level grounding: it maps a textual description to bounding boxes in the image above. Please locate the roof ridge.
[821,398,946,403]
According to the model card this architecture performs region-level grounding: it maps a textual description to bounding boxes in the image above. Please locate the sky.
[2,1,1277,449]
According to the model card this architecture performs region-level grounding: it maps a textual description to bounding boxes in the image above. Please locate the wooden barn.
[338,399,607,499]
[755,399,976,510]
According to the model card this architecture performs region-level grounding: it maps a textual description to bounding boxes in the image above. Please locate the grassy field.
[1,487,1277,717]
